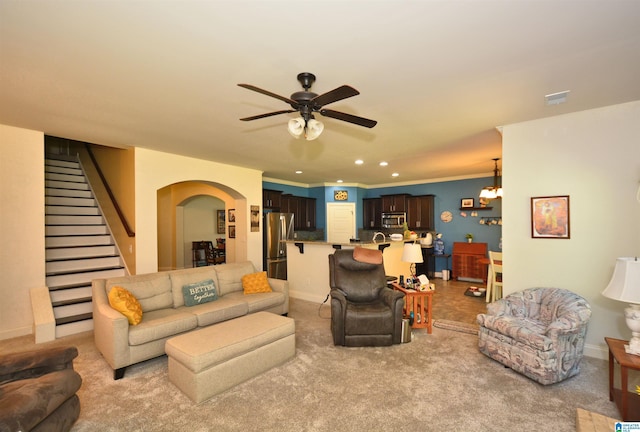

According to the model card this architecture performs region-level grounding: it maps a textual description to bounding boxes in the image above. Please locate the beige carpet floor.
[0,294,620,431]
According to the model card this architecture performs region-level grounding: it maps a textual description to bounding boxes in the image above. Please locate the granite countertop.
[286,240,391,247]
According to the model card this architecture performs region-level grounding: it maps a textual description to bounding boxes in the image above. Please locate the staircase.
[45,155,126,338]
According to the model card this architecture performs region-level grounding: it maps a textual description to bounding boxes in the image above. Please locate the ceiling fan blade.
[319,109,377,128]
[311,85,360,107]
[240,110,296,121]
[238,84,298,106]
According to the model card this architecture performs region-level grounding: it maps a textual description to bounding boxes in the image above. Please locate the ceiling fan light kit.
[239,72,376,139]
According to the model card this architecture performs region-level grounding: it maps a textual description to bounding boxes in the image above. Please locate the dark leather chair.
[329,248,405,346]
[0,345,82,431]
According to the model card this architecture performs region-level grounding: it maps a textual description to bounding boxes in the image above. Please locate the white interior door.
[326,203,356,243]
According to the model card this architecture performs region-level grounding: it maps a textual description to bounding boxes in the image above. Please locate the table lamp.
[601,257,640,355]
[401,243,423,278]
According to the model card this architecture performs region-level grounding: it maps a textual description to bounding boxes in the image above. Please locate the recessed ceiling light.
[379,161,388,167]
[355,159,364,165]
[337,179,343,183]
[295,170,302,174]
[392,173,399,177]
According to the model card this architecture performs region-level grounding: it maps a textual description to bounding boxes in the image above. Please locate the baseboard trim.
[583,343,608,360]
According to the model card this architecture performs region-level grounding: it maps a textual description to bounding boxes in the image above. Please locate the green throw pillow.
[182,279,218,307]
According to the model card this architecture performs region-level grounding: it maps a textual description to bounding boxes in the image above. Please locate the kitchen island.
[285,240,412,303]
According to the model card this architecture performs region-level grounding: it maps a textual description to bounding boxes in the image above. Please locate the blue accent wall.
[263,177,503,269]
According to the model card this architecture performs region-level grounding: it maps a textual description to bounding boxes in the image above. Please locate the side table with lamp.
[601,256,640,421]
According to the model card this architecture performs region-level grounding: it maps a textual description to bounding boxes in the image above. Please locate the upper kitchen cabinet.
[280,194,316,231]
[407,195,434,230]
[381,194,410,213]
[363,198,382,229]
[263,189,282,209]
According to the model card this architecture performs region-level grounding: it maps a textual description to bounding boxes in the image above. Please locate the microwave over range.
[382,212,406,228]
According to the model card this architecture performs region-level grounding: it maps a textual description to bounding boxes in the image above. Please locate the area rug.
[464,287,486,298]
[433,319,479,335]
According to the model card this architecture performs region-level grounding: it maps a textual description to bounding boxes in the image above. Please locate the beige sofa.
[92,261,288,379]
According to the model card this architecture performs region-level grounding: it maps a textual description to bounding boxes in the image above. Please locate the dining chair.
[488,251,503,302]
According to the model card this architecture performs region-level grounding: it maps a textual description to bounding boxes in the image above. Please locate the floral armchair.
[477,287,591,385]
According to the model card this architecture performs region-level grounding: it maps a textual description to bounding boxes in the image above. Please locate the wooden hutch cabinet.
[452,242,487,281]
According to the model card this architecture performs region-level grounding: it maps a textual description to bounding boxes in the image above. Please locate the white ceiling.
[1,1,640,186]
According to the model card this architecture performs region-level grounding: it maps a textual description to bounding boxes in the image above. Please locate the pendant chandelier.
[479,158,503,200]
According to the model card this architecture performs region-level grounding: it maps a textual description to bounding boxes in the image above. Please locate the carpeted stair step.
[50,286,93,307]
[45,179,90,191]
[46,235,114,248]
[45,187,92,198]
[46,245,119,260]
[46,267,126,289]
[46,205,101,216]
[46,225,110,236]
[46,196,96,207]
[46,256,123,275]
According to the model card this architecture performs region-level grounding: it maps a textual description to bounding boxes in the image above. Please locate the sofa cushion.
[128,309,198,346]
[106,273,173,313]
[225,291,285,314]
[214,261,257,296]
[242,271,272,294]
[108,286,143,325]
[182,279,218,307]
[169,266,220,308]
[177,297,249,327]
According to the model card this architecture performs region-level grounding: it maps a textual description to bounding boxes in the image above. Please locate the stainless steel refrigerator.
[264,212,294,280]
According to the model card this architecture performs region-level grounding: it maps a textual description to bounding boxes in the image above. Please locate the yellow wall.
[134,148,263,275]
[0,125,45,339]
[157,182,233,271]
[502,100,640,359]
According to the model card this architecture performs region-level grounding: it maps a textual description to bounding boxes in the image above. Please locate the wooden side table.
[605,337,640,421]
[391,282,433,334]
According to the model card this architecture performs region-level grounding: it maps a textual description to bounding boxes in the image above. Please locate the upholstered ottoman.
[165,311,295,403]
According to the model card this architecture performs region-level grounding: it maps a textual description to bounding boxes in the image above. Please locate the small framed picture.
[228,225,236,239]
[461,198,474,208]
[250,205,260,232]
[531,195,570,239]
[216,210,225,234]
[228,209,236,223]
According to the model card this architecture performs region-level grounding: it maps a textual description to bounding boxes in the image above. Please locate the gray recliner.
[329,248,405,346]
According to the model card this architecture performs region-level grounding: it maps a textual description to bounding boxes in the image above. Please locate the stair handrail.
[85,144,135,237]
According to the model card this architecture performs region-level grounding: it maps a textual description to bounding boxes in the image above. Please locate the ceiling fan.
[238,72,377,140]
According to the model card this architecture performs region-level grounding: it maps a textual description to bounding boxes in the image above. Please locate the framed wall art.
[228,209,236,223]
[250,205,260,232]
[228,225,236,239]
[216,210,225,234]
[461,198,474,208]
[531,195,570,239]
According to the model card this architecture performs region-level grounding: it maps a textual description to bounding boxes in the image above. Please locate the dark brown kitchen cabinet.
[303,197,316,230]
[362,198,382,229]
[280,194,316,231]
[381,194,409,213]
[263,189,282,209]
[407,195,434,230]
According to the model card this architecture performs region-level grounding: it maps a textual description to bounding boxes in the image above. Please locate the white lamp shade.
[401,243,423,263]
[287,118,305,139]
[602,257,640,304]
[305,119,324,140]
